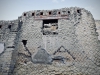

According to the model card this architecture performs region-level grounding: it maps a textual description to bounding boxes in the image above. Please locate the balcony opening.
[42,19,58,35]
[32,13,35,16]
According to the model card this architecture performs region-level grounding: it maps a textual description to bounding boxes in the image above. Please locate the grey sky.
[0,0,100,20]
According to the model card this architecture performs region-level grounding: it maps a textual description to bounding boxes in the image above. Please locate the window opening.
[42,19,58,35]
[68,11,70,14]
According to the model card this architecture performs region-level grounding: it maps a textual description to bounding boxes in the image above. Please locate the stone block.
[32,47,52,64]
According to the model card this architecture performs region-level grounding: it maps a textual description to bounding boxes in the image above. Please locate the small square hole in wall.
[49,11,52,15]
[32,13,35,16]
[40,12,43,15]
[24,13,26,16]
[22,40,27,46]
[0,25,2,28]
[77,10,81,13]
[68,11,70,14]
[58,12,60,14]
[8,25,11,29]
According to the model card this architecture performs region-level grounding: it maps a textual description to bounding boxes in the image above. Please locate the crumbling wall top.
[21,7,91,20]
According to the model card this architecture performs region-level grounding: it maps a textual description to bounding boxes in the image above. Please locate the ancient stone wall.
[13,7,100,75]
[0,7,100,75]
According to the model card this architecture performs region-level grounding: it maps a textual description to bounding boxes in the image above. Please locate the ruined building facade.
[0,7,100,75]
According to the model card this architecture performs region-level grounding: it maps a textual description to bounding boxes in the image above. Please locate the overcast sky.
[0,0,100,20]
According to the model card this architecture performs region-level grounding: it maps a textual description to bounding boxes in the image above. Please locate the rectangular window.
[42,19,58,35]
